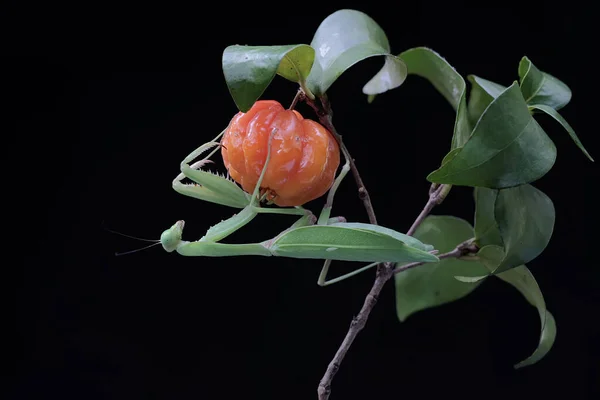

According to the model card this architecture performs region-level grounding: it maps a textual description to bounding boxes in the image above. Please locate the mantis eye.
[160,220,185,252]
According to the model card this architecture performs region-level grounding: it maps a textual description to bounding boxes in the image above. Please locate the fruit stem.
[289,89,302,110]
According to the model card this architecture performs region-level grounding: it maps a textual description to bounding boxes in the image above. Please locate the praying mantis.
[159,125,440,286]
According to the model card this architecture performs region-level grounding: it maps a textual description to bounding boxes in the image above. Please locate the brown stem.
[393,239,479,275]
[317,265,394,400]
[300,90,449,400]
[407,183,451,236]
[302,92,378,225]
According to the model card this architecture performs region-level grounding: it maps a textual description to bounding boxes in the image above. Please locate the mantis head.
[161,220,185,252]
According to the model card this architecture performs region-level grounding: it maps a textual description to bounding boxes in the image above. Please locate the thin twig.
[302,93,378,225]
[300,90,451,400]
[317,265,394,400]
[407,183,450,236]
[393,239,479,275]
[316,239,477,400]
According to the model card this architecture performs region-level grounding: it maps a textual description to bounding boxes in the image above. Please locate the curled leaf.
[399,47,470,149]
[530,103,594,162]
[493,184,555,273]
[306,9,407,97]
[473,187,503,248]
[223,44,315,112]
[467,75,506,127]
[427,82,557,189]
[473,184,555,274]
[496,265,557,368]
[518,56,571,110]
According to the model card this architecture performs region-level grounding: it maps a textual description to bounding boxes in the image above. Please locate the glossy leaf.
[427,82,557,189]
[493,184,555,273]
[473,187,502,248]
[395,216,488,321]
[400,47,464,110]
[223,44,315,112]
[469,75,506,99]
[306,9,407,97]
[398,47,470,149]
[268,223,439,263]
[362,55,407,98]
[467,75,506,127]
[530,104,594,162]
[496,265,557,368]
[518,56,571,110]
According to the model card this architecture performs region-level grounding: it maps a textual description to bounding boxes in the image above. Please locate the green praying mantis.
[155,126,440,286]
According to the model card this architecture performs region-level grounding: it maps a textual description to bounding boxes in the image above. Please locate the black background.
[8,1,599,399]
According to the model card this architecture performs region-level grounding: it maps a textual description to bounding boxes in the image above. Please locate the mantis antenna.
[115,242,162,256]
[104,224,162,256]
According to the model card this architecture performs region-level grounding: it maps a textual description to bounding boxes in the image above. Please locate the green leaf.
[470,75,506,98]
[474,244,505,272]
[306,9,407,97]
[400,47,464,111]
[268,223,439,264]
[493,184,555,273]
[478,245,505,264]
[395,216,489,321]
[222,44,315,112]
[530,104,594,162]
[440,147,461,165]
[398,47,470,149]
[473,187,503,248]
[467,75,506,127]
[427,82,557,189]
[518,56,571,110]
[496,265,557,368]
[472,184,555,274]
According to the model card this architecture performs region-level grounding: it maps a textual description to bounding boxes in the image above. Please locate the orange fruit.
[221,100,340,207]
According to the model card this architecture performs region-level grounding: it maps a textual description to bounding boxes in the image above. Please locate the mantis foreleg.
[172,137,250,209]
[194,129,278,242]
[183,128,309,244]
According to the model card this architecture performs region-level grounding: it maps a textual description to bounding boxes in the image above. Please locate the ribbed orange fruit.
[220,100,340,207]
